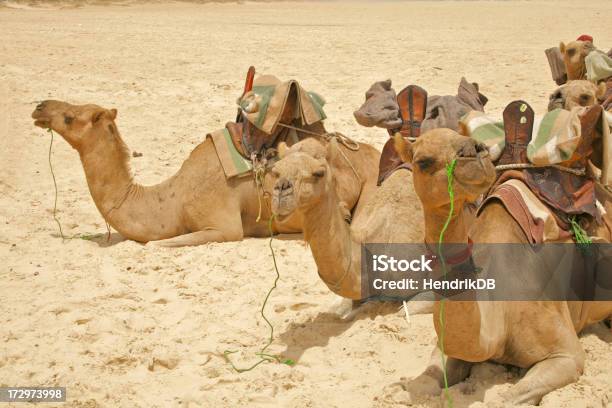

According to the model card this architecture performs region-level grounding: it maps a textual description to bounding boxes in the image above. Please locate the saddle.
[377,85,428,185]
[484,102,604,243]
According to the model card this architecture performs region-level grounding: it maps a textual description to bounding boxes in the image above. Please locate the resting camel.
[270,137,424,300]
[560,40,596,81]
[394,130,612,404]
[548,80,607,111]
[31,100,379,246]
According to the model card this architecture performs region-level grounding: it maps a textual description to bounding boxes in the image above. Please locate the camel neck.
[423,203,469,246]
[302,187,362,299]
[79,135,135,219]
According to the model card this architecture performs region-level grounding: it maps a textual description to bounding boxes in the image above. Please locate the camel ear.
[278,142,289,159]
[393,132,413,163]
[596,82,607,99]
[559,42,566,54]
[93,108,117,124]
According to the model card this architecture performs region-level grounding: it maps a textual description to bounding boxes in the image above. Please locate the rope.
[317,247,353,292]
[276,123,361,151]
[437,158,458,408]
[570,215,592,255]
[47,129,65,241]
[252,155,268,223]
[223,214,294,372]
[275,123,363,201]
[494,163,585,177]
[46,129,112,243]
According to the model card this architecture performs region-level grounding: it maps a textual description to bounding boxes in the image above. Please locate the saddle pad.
[238,74,326,135]
[479,179,573,244]
[208,128,253,179]
[462,107,612,184]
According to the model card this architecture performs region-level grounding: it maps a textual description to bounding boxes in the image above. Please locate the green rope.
[46,129,111,242]
[48,129,65,241]
[437,158,457,408]
[569,215,592,254]
[224,214,294,372]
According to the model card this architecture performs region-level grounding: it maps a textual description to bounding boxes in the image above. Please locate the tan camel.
[31,100,380,246]
[270,137,424,300]
[560,40,595,80]
[548,80,607,111]
[394,130,612,404]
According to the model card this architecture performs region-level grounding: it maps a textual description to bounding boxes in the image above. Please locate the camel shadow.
[581,321,612,343]
[278,301,399,363]
[50,232,125,247]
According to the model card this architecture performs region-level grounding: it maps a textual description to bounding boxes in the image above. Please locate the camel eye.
[312,169,325,178]
[64,115,74,125]
[567,48,576,57]
[416,157,435,171]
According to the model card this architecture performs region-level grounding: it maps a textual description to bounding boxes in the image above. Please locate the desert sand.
[1,1,611,407]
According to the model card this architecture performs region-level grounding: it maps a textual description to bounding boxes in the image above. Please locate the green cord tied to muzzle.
[437,158,458,408]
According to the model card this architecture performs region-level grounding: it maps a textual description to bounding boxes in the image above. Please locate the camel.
[270,137,424,300]
[548,80,607,111]
[394,130,612,404]
[560,40,595,81]
[31,100,380,246]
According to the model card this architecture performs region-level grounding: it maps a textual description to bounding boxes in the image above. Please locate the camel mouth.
[33,118,50,128]
[453,152,495,190]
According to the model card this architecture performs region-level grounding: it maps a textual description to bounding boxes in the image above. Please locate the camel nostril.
[36,103,45,111]
[275,178,292,192]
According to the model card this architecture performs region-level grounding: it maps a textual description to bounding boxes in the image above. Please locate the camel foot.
[501,355,583,405]
[405,291,435,315]
[327,297,355,320]
[147,230,242,247]
[381,374,441,405]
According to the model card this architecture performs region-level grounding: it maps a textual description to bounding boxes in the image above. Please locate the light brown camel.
[270,137,424,300]
[31,100,380,246]
[394,130,612,404]
[560,40,594,80]
[548,80,607,111]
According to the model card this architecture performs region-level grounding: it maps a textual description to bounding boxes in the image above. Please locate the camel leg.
[148,228,243,247]
[400,346,472,397]
[502,353,584,405]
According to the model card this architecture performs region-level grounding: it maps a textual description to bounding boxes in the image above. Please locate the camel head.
[270,138,334,221]
[32,100,118,151]
[549,80,607,111]
[394,129,496,209]
[559,40,594,80]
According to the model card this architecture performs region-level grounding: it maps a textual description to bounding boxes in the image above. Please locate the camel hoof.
[327,298,354,320]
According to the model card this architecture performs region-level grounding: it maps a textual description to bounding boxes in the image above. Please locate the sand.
[1,1,611,407]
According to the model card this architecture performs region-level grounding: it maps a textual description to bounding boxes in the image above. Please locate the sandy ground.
[1,1,612,407]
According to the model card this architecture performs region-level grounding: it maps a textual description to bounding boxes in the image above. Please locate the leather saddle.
[488,103,604,240]
[377,85,428,185]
